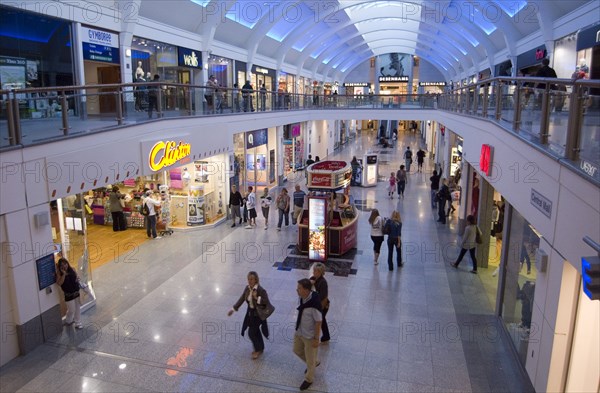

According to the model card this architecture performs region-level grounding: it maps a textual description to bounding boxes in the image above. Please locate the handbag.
[256,301,275,321]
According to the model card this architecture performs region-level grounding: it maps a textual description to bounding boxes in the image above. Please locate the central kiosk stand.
[298,160,359,261]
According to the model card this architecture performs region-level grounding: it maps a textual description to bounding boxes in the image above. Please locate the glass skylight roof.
[267,3,315,42]
[496,1,527,17]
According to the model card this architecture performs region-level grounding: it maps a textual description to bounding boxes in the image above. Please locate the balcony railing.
[0,77,598,183]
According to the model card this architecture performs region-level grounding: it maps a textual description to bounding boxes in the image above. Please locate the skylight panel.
[266,3,315,42]
[311,36,339,59]
[495,1,527,17]
[452,0,496,35]
[293,24,327,51]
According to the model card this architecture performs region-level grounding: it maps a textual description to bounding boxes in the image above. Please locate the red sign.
[480,144,493,176]
[310,174,332,187]
[311,161,348,171]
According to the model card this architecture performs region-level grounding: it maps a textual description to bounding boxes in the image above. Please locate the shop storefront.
[516,45,547,76]
[0,6,75,120]
[343,82,370,97]
[132,37,200,111]
[278,71,295,94]
[207,54,232,88]
[575,24,599,80]
[418,81,446,94]
[283,123,305,178]
[233,128,278,191]
[81,26,121,116]
[495,60,513,77]
[379,76,409,107]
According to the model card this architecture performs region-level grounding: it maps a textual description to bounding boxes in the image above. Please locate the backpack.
[382,218,391,235]
[141,200,150,216]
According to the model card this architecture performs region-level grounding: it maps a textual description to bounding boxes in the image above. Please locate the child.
[388,172,397,198]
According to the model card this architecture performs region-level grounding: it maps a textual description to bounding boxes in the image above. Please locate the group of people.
[228,266,330,391]
[228,184,307,230]
[368,209,403,269]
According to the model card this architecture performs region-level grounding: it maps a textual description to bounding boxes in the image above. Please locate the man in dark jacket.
[229,184,243,227]
[242,80,254,112]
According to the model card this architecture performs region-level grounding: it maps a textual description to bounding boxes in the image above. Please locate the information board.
[35,253,56,290]
[308,197,327,261]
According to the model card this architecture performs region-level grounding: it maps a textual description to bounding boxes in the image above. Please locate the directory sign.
[35,254,56,290]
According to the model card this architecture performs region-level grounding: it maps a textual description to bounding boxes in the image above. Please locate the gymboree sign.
[148,140,192,172]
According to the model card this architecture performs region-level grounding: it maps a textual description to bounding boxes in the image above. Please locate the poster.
[269,150,275,184]
[377,53,411,78]
[308,197,327,261]
[187,196,205,225]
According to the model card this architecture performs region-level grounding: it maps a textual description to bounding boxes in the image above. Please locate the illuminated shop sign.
[149,140,192,171]
[307,161,352,190]
[178,47,202,68]
[254,66,269,75]
[419,82,446,86]
[246,129,268,149]
[81,27,120,64]
[379,76,408,82]
[479,144,493,176]
[343,82,370,87]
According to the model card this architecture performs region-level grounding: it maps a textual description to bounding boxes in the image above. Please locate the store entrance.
[97,65,121,114]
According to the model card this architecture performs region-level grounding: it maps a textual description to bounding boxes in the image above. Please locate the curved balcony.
[1,77,598,184]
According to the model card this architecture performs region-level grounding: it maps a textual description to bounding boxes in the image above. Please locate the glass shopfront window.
[208,55,232,88]
[0,6,75,89]
[500,208,540,365]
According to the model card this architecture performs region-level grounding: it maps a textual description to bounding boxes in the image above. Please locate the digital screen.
[367,155,377,164]
[308,198,327,261]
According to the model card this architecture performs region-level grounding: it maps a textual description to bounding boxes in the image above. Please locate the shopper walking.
[144,190,162,239]
[416,148,426,172]
[108,186,127,231]
[404,146,413,172]
[396,165,407,198]
[310,263,330,343]
[430,170,441,209]
[228,184,243,227]
[56,257,83,329]
[227,271,271,359]
[292,185,306,225]
[259,83,267,111]
[245,186,257,229]
[436,179,451,224]
[451,215,480,274]
[388,172,397,199]
[276,188,290,230]
[260,187,272,230]
[384,210,403,271]
[368,209,385,265]
[147,74,160,119]
[242,80,254,112]
[293,278,322,391]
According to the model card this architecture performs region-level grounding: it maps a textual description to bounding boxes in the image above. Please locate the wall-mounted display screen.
[246,154,266,170]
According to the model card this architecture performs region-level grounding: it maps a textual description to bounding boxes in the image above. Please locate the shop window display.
[500,208,540,366]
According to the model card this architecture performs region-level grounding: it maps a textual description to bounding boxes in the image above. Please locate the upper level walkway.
[1,77,598,185]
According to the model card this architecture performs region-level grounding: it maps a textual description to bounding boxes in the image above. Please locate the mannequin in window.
[579,59,589,75]
[135,61,145,80]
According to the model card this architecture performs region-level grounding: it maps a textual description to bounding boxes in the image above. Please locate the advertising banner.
[187,196,205,225]
[308,197,327,261]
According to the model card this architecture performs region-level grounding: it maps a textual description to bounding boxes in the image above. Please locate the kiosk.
[298,161,359,260]
[362,154,378,187]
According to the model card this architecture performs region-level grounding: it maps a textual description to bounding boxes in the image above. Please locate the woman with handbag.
[56,257,83,329]
[276,188,290,231]
[108,186,127,231]
[368,209,385,265]
[228,271,272,359]
[451,215,480,274]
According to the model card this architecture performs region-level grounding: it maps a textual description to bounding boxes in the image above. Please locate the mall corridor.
[0,130,533,393]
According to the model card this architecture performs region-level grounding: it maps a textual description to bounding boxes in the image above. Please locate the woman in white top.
[451,214,479,273]
[368,209,385,265]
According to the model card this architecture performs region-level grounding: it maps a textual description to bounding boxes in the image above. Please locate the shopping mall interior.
[0,1,599,393]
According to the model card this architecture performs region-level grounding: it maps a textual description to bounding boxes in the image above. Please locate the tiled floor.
[0,130,534,392]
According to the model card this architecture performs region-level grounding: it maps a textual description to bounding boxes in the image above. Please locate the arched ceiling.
[138,0,592,81]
